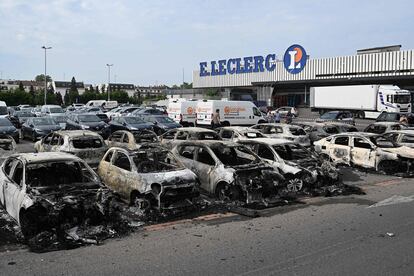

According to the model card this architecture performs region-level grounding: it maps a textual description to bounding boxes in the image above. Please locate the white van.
[0,101,8,118]
[85,100,107,107]
[196,100,266,127]
[41,105,64,116]
[167,99,198,126]
[85,100,118,110]
[103,100,118,110]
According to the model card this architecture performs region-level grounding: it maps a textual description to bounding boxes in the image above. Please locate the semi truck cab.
[378,88,411,113]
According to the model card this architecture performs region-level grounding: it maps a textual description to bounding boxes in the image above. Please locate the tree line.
[0,76,166,107]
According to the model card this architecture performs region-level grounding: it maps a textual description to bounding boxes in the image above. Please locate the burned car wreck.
[238,138,339,193]
[0,152,128,252]
[172,141,284,204]
[97,145,199,212]
[34,130,109,169]
[314,132,414,176]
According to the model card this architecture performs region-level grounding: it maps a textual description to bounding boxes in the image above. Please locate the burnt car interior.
[273,144,310,161]
[210,145,257,166]
[289,127,306,136]
[72,137,103,149]
[26,161,97,189]
[132,150,181,173]
[132,131,158,143]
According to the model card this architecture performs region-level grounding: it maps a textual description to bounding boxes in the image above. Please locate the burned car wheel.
[215,182,243,201]
[286,177,303,192]
[133,197,151,211]
[378,160,400,175]
[19,210,44,239]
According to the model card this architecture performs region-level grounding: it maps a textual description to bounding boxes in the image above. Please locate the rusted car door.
[328,136,351,165]
[350,137,376,168]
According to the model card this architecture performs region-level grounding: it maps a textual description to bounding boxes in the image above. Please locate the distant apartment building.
[0,79,44,91]
[136,85,168,97]
[99,83,136,97]
[51,80,86,98]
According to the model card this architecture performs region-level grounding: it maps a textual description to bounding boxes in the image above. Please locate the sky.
[0,0,413,86]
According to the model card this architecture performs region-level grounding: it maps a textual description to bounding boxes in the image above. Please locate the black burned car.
[0,152,121,246]
[66,114,111,139]
[21,117,61,141]
[172,140,284,204]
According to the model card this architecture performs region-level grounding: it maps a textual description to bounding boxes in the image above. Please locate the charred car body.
[251,123,311,147]
[0,153,117,242]
[238,138,338,192]
[314,133,414,175]
[107,130,158,150]
[97,146,199,210]
[34,130,108,168]
[217,126,266,142]
[172,141,284,204]
[160,127,221,149]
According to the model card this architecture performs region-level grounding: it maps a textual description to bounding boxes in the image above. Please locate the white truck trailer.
[310,85,412,119]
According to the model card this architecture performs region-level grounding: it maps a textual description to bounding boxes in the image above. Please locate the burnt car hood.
[138,168,196,188]
[382,146,414,159]
[30,182,103,203]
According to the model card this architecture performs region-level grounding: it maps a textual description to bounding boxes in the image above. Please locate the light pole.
[42,46,52,105]
[106,64,113,101]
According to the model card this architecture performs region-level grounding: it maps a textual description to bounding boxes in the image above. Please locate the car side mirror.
[29,124,34,128]
[153,121,158,125]
[75,120,79,123]
[122,122,127,126]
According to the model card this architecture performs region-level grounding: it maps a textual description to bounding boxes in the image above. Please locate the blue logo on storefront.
[283,44,307,74]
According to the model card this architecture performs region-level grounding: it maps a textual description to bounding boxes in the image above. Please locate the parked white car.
[272,106,298,117]
[314,133,414,175]
[251,123,311,147]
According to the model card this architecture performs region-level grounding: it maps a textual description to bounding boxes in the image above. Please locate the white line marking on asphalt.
[367,195,414,208]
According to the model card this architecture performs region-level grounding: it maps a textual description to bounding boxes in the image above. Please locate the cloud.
[0,0,413,85]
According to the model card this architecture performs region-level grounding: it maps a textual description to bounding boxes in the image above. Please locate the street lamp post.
[106,64,113,101]
[42,46,52,105]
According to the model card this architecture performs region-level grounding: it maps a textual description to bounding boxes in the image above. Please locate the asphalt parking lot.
[1,119,413,275]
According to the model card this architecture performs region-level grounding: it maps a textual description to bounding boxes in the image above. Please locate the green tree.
[64,91,69,105]
[18,81,24,91]
[55,92,63,105]
[68,77,80,104]
[35,74,52,82]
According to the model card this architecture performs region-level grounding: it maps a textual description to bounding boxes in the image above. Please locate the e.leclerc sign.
[199,44,306,77]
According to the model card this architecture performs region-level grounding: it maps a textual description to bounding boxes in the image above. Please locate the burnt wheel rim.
[287,178,303,192]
